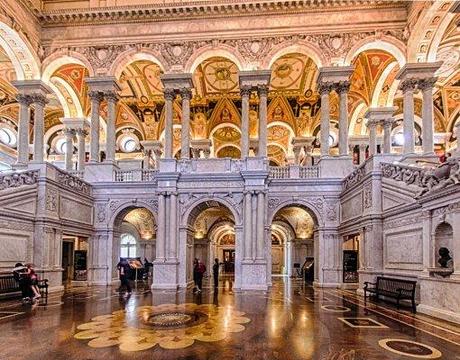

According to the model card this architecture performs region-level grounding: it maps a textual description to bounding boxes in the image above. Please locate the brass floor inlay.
[74,303,251,352]
[378,338,442,359]
[338,317,389,329]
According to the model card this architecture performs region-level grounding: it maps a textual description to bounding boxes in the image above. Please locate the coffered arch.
[109,49,167,79]
[345,37,406,68]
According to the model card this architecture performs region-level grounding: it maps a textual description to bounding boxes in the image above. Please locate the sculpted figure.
[438,247,453,268]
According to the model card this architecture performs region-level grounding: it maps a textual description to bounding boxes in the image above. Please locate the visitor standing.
[212,258,219,288]
[193,258,199,292]
[195,260,206,293]
[117,259,132,294]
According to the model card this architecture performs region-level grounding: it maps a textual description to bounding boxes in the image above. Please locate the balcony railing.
[269,165,319,179]
[114,169,158,182]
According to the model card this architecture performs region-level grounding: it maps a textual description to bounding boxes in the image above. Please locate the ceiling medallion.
[275,63,293,79]
[215,67,231,81]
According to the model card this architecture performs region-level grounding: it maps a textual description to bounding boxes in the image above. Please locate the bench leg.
[412,300,416,313]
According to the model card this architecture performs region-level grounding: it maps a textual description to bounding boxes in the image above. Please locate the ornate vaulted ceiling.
[123,208,156,240]
[273,206,315,240]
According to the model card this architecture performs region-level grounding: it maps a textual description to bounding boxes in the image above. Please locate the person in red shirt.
[26,264,41,299]
[195,260,206,293]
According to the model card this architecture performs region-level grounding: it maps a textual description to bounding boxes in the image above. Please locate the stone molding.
[56,168,91,196]
[0,170,39,190]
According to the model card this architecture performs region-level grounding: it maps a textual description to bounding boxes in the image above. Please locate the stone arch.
[0,20,40,80]
[109,49,168,78]
[182,197,242,227]
[184,45,245,73]
[344,37,406,67]
[262,41,326,69]
[434,221,454,265]
[41,53,94,80]
[108,200,159,230]
[268,198,323,227]
[272,219,296,242]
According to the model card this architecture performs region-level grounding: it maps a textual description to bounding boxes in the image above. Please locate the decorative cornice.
[36,0,407,27]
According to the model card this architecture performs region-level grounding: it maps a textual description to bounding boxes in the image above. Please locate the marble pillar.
[337,81,350,156]
[32,94,48,163]
[76,128,87,171]
[156,192,166,260]
[359,144,367,164]
[15,94,33,166]
[164,88,175,159]
[382,119,393,154]
[63,128,75,171]
[419,77,437,155]
[399,79,418,155]
[367,120,378,156]
[180,88,192,159]
[256,191,265,259]
[89,91,103,162]
[318,82,332,157]
[169,192,178,261]
[105,91,118,162]
[244,191,252,259]
[240,86,251,158]
[258,85,268,157]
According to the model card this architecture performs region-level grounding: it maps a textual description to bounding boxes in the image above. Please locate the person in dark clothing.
[117,259,132,294]
[13,263,34,304]
[192,258,199,292]
[212,258,219,288]
[195,260,206,293]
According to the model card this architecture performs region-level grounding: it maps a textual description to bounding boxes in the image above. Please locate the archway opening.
[113,206,156,282]
[270,205,317,281]
[186,200,236,289]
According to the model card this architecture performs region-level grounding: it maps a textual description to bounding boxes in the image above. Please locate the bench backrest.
[0,273,19,293]
[376,276,416,294]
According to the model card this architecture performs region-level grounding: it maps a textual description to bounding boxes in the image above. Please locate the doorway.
[223,249,235,273]
[62,241,74,283]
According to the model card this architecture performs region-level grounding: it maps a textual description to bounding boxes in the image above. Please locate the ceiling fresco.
[123,208,156,240]
[273,206,315,240]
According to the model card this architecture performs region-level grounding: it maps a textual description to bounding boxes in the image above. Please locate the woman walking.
[212,258,219,288]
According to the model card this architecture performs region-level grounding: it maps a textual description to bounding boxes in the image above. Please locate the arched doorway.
[181,199,240,289]
[112,206,156,282]
[269,204,317,282]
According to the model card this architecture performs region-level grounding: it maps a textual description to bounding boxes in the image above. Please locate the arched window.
[120,233,137,258]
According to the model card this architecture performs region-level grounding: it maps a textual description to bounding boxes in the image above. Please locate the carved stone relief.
[363,183,372,209]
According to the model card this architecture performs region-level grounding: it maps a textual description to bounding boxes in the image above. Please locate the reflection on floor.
[0,277,459,360]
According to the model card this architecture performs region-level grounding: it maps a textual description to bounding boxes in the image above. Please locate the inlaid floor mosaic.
[0,278,458,360]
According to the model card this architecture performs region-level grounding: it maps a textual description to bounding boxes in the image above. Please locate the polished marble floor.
[0,277,459,360]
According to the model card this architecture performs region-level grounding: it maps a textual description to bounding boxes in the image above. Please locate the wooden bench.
[364,276,417,313]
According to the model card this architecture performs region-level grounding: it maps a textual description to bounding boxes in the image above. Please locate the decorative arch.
[345,38,406,67]
[268,199,322,227]
[263,41,326,69]
[184,45,245,73]
[41,53,94,80]
[182,197,241,227]
[272,219,296,242]
[108,200,159,229]
[109,49,167,78]
[0,20,40,80]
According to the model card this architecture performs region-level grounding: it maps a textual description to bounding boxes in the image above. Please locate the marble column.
[164,88,175,159]
[399,79,417,155]
[318,82,332,157]
[180,88,192,159]
[76,128,87,171]
[244,191,252,259]
[418,77,437,155]
[258,85,268,158]
[293,146,301,165]
[89,91,103,162]
[240,86,251,158]
[337,81,350,156]
[256,191,265,259]
[31,94,48,162]
[169,192,178,260]
[156,192,166,260]
[63,128,75,171]
[382,119,393,154]
[105,91,118,162]
[367,120,378,156]
[359,143,367,164]
[15,94,33,166]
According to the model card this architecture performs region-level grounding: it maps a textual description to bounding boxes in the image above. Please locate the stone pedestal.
[84,161,119,182]
[317,156,354,178]
[240,260,269,290]
[151,261,179,289]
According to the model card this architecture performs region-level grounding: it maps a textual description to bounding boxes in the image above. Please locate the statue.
[438,247,453,268]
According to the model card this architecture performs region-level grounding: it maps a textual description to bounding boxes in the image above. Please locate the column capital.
[104,90,120,102]
[366,119,379,129]
[63,128,76,137]
[30,93,49,106]
[417,77,438,90]
[257,84,269,97]
[398,78,418,92]
[76,128,89,137]
[382,118,394,130]
[240,85,252,97]
[317,81,334,95]
[16,93,33,106]
[336,80,350,94]
[180,87,192,100]
[164,88,176,101]
[88,90,104,102]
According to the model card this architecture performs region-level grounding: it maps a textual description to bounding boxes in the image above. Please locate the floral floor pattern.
[74,302,251,351]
